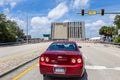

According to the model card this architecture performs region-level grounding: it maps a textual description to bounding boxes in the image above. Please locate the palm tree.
[99,26,117,41]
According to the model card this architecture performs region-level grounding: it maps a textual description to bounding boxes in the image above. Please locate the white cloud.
[86,20,106,30]
[11,18,26,30]
[30,2,69,37]
[85,20,106,37]
[72,0,90,9]
[31,17,50,29]
[16,19,26,30]
[48,2,68,20]
[63,20,72,22]
[0,0,23,8]
[56,0,65,3]
[3,8,9,14]
[10,2,16,9]
[109,14,116,21]
[30,17,51,37]
[0,0,4,6]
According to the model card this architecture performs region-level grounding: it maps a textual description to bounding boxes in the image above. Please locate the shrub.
[113,35,120,43]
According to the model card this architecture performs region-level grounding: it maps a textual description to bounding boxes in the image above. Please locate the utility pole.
[26,13,29,44]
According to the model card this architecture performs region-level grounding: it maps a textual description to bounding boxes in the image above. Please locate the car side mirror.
[78,46,82,48]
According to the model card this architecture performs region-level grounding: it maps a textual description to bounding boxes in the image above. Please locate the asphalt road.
[0,42,120,80]
[0,42,51,59]
[0,42,51,76]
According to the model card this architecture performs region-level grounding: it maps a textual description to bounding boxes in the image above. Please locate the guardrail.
[0,40,52,46]
[0,42,24,46]
[109,42,120,45]
[101,42,120,45]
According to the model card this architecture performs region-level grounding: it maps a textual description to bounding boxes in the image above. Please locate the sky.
[0,0,120,38]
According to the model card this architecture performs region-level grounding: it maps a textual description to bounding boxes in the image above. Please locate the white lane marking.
[85,65,120,71]
[81,51,88,60]
[114,67,120,70]
[83,54,88,60]
[85,65,106,70]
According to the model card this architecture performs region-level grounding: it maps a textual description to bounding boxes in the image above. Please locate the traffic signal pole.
[98,12,120,14]
[77,9,120,16]
[77,9,120,39]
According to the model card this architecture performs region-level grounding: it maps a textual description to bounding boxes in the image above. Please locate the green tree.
[0,14,6,22]
[114,15,120,30]
[99,26,108,37]
[0,21,9,42]
[7,20,19,42]
[107,26,117,38]
[16,27,24,38]
[99,26,117,41]
[0,14,25,42]
[7,20,24,39]
[113,35,120,43]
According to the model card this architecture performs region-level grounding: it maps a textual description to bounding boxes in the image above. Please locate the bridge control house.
[51,22,85,41]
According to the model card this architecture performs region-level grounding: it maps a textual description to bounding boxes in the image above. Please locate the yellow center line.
[12,62,39,80]
[0,50,40,63]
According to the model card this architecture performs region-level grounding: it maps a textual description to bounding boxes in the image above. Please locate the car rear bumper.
[40,63,84,77]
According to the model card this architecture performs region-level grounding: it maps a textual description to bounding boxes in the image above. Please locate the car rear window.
[48,43,78,51]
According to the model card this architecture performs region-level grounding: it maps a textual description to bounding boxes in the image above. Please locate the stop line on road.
[85,65,120,70]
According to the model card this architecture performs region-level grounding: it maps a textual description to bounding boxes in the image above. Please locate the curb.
[0,56,40,78]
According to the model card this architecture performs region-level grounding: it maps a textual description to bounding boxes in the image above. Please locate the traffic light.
[81,9,84,16]
[101,9,105,16]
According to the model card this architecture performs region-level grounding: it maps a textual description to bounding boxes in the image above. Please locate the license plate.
[54,67,65,74]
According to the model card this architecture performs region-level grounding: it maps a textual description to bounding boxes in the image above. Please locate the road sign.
[88,10,97,15]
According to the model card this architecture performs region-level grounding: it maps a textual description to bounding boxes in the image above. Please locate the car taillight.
[40,55,50,63]
[40,56,44,62]
[71,57,82,64]
[77,58,82,63]
[45,57,50,62]
[71,58,76,64]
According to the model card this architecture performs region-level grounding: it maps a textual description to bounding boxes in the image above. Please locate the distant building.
[51,22,85,40]
[51,22,68,40]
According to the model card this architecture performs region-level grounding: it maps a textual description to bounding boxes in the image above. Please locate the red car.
[39,41,87,80]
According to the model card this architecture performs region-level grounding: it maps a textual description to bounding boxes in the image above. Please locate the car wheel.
[81,69,88,80]
[43,75,52,80]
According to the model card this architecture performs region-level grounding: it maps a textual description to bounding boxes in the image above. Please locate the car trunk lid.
[44,50,80,65]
